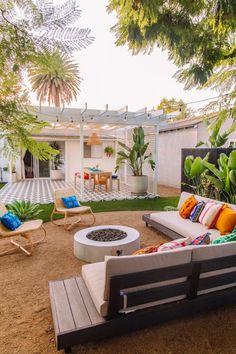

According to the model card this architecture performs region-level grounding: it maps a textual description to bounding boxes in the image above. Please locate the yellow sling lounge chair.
[0,203,46,256]
[51,187,95,231]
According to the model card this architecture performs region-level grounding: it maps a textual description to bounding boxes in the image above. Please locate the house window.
[84,143,91,158]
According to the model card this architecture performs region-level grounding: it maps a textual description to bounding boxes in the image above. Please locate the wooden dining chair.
[93,172,112,192]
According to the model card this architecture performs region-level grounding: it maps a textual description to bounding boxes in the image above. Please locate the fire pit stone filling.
[86,228,127,242]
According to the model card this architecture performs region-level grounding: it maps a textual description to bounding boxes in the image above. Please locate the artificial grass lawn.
[38,197,179,223]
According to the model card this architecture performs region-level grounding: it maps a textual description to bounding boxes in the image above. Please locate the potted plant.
[115,127,155,195]
[50,142,64,180]
[104,146,114,157]
[2,165,17,182]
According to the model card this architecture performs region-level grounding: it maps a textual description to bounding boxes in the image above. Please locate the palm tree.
[29,50,81,107]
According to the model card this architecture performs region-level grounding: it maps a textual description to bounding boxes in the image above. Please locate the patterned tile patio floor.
[0,179,157,204]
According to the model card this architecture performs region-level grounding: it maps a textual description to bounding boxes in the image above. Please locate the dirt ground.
[0,210,236,354]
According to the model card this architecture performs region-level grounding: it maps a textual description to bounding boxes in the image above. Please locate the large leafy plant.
[197,108,236,148]
[203,150,236,204]
[183,153,210,195]
[7,200,43,221]
[115,127,155,176]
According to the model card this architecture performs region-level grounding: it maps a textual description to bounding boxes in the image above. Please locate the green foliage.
[104,146,114,156]
[50,142,63,170]
[115,126,155,176]
[7,200,43,221]
[29,50,81,107]
[156,97,192,120]
[203,150,236,203]
[108,1,236,89]
[196,108,236,147]
[183,153,210,195]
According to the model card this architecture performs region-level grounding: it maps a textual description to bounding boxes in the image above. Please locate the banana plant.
[202,150,236,203]
[196,108,236,147]
[183,153,210,195]
[115,127,155,176]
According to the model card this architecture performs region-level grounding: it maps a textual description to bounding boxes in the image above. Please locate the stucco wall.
[157,127,197,188]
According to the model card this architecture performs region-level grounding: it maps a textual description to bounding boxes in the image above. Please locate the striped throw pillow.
[198,202,223,228]
[189,201,205,222]
[158,237,191,252]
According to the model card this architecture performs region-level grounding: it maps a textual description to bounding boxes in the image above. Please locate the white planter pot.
[11,173,17,183]
[2,171,8,182]
[50,170,63,180]
[128,175,148,195]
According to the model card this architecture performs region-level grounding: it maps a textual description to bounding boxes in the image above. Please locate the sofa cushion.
[198,202,223,228]
[191,242,236,295]
[179,195,197,219]
[177,192,236,211]
[104,248,192,301]
[215,206,236,235]
[189,201,205,222]
[81,262,108,317]
[149,211,220,241]
[158,237,191,252]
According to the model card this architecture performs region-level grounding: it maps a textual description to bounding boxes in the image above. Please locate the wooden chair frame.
[51,187,95,231]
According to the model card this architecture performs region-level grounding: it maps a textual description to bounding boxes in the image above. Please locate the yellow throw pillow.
[215,206,236,235]
[179,195,197,219]
[133,245,159,255]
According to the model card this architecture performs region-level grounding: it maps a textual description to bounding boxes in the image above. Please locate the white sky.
[30,0,216,112]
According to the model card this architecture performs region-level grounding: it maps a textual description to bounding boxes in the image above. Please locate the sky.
[31,0,216,113]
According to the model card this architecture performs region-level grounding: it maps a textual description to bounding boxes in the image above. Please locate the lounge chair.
[49,243,236,353]
[0,203,46,256]
[51,187,95,230]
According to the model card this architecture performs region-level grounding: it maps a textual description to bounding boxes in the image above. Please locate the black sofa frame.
[49,254,236,353]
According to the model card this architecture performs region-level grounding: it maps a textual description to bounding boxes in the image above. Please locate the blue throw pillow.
[61,196,80,209]
[189,201,205,222]
[0,212,22,231]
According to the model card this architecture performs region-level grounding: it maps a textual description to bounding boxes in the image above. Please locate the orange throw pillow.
[133,245,159,255]
[179,195,197,219]
[215,206,236,235]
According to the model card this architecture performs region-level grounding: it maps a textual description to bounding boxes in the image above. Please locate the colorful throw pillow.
[190,232,211,245]
[179,195,197,219]
[189,201,205,222]
[133,245,159,255]
[61,196,80,208]
[212,230,236,244]
[0,212,22,231]
[158,237,191,252]
[215,206,236,235]
[198,202,223,228]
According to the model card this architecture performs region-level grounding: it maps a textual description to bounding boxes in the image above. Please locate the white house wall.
[158,127,197,188]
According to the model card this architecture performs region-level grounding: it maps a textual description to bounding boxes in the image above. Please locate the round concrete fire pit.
[74,225,140,262]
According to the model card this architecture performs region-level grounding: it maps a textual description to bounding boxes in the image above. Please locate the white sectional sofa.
[143,191,236,242]
[49,191,236,354]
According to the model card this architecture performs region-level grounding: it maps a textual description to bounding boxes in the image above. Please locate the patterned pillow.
[179,195,197,219]
[133,245,159,255]
[190,232,211,245]
[198,202,223,228]
[212,229,236,244]
[189,201,205,222]
[158,237,191,252]
[61,196,80,208]
[0,212,22,231]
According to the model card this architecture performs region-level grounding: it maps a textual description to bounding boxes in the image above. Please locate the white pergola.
[34,104,172,199]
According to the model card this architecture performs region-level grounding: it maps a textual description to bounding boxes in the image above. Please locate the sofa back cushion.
[177,192,236,211]
[103,248,192,301]
[191,242,236,295]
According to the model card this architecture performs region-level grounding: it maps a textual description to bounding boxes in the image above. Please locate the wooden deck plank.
[76,277,105,325]
[50,280,76,333]
[49,282,59,335]
[64,278,92,329]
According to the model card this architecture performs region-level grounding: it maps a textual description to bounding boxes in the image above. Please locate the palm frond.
[39,0,82,29]
[34,28,94,53]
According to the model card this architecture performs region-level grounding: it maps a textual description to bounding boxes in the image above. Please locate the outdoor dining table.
[84,168,112,191]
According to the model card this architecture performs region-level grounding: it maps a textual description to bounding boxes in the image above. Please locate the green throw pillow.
[212,229,236,244]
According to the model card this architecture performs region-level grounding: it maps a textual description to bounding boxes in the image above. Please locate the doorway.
[24,151,50,178]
